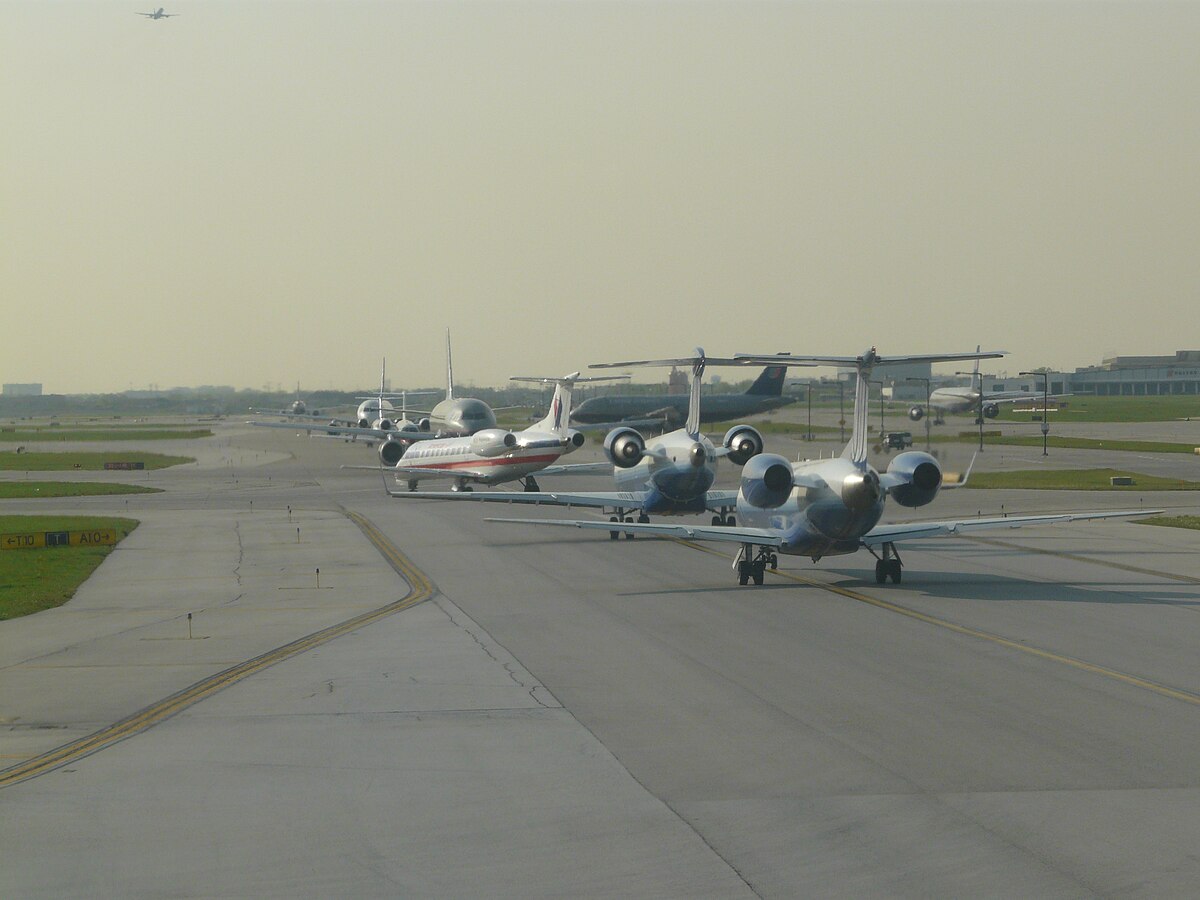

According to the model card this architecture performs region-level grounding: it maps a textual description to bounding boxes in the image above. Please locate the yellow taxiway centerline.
[0,512,433,790]
[676,538,1200,710]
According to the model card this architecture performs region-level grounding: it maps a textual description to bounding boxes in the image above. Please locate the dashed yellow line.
[0,512,433,790]
[675,539,1200,709]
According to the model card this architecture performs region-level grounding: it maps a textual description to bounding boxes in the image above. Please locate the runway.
[3,421,1200,896]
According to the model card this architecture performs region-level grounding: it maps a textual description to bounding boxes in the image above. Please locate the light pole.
[906,376,931,452]
[868,380,885,439]
[956,370,985,452]
[1019,370,1050,456]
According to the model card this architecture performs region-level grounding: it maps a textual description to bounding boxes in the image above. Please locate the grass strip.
[1135,515,1200,531]
[0,482,161,499]
[965,468,1200,490]
[0,516,139,619]
[0,451,192,471]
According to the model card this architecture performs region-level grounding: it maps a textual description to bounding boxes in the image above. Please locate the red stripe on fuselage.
[401,452,563,471]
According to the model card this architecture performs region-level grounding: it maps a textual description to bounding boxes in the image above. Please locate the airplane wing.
[249,420,442,442]
[535,461,612,476]
[485,516,786,546]
[861,509,1161,546]
[386,484,741,514]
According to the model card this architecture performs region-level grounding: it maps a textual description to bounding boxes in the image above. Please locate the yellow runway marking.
[676,539,1200,709]
[0,512,432,790]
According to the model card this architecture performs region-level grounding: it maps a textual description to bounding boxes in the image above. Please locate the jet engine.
[377,437,409,467]
[469,429,517,458]
[603,427,645,469]
[982,402,1000,419]
[885,451,943,508]
[357,417,372,429]
[564,429,586,453]
[417,417,432,432]
[722,425,765,466]
[740,453,794,509]
[908,406,925,422]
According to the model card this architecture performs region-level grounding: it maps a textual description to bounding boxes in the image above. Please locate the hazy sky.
[4,1,1198,393]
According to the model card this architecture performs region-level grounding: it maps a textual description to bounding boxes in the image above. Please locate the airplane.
[136,8,177,18]
[570,361,794,428]
[250,335,502,464]
[377,373,624,492]
[907,347,1063,424]
[385,350,785,531]
[248,383,336,420]
[485,347,1158,586]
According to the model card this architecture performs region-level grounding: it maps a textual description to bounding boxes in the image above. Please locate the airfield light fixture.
[906,376,932,452]
[1019,370,1050,456]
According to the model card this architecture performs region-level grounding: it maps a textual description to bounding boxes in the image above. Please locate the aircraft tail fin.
[512,373,629,436]
[445,330,455,401]
[745,364,787,396]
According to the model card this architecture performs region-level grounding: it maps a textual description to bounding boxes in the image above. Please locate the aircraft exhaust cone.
[689,443,706,468]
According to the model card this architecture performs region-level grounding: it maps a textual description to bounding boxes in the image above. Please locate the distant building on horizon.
[3,383,42,397]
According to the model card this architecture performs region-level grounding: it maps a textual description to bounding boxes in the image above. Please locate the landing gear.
[711,510,736,527]
[407,479,418,492]
[450,479,474,493]
[869,542,903,584]
[608,509,638,540]
[522,476,540,492]
[733,544,777,586]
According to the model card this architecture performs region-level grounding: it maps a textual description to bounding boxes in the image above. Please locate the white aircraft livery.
[385,350,776,532]
[487,347,1158,586]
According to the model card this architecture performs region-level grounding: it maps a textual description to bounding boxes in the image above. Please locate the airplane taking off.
[907,348,1063,424]
[379,373,623,492]
[386,350,780,532]
[570,362,794,428]
[488,347,1158,585]
[136,8,177,18]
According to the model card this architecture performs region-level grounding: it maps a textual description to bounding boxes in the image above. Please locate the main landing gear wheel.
[609,515,620,540]
[735,545,774,586]
[872,542,903,584]
[711,514,737,527]
[407,480,418,492]
[523,477,540,492]
[624,516,636,539]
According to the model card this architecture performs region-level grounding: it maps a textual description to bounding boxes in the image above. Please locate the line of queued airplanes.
[251,340,1156,587]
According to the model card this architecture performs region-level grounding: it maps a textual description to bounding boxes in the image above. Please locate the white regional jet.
[386,350,782,534]
[136,8,177,18]
[251,336,503,464]
[907,349,1061,425]
[380,373,623,492]
[487,347,1157,586]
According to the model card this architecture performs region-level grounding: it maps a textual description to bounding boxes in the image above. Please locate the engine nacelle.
[982,402,1000,419]
[358,417,371,429]
[470,429,517,458]
[604,427,645,469]
[886,451,943,508]
[564,429,586,452]
[378,437,408,467]
[374,418,395,431]
[740,453,795,509]
[722,425,765,466]
[908,406,925,422]
[417,417,432,432]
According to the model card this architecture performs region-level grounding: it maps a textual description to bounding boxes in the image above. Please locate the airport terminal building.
[1065,350,1200,396]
